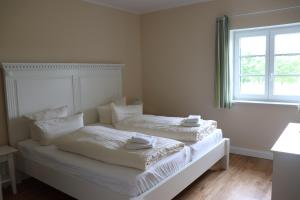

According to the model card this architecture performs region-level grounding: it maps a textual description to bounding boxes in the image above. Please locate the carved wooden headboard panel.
[2,63,124,147]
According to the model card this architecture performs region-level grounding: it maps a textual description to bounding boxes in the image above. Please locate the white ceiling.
[83,0,212,14]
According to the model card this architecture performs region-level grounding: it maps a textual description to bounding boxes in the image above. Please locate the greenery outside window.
[232,24,300,103]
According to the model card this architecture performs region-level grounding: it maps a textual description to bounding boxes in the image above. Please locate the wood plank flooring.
[174,154,272,200]
[3,154,272,200]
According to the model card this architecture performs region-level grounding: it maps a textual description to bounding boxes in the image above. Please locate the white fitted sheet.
[18,140,190,198]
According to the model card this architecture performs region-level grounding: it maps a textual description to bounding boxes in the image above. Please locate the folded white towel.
[182,115,201,124]
[126,136,156,150]
[188,115,201,120]
[181,121,201,127]
[125,142,153,150]
[187,115,201,123]
[130,135,154,144]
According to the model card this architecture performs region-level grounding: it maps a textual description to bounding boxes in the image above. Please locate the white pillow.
[24,106,68,121]
[111,103,143,125]
[97,104,113,124]
[32,113,84,146]
[97,97,126,124]
[24,106,69,141]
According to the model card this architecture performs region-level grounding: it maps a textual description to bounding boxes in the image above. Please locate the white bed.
[18,139,190,198]
[2,63,229,200]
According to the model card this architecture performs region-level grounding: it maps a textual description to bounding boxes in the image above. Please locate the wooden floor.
[174,154,272,200]
[3,154,272,200]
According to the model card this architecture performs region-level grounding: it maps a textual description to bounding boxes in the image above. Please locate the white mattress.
[18,140,190,198]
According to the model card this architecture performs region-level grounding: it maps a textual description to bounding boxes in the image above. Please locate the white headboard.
[2,63,124,147]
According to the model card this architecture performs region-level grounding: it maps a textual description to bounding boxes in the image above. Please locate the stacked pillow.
[24,106,84,145]
[97,97,144,125]
[32,113,84,146]
[97,97,126,124]
[111,103,143,125]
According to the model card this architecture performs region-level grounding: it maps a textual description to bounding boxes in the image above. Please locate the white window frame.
[232,24,300,103]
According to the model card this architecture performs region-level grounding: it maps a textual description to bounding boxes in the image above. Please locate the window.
[232,24,300,102]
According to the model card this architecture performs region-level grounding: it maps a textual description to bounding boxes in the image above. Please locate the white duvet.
[55,126,184,170]
[115,115,217,142]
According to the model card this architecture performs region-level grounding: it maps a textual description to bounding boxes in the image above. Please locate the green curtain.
[215,15,232,108]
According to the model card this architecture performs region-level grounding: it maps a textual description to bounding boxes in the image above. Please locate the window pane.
[240,76,265,95]
[273,76,300,96]
[240,36,266,56]
[241,56,265,75]
[274,55,300,75]
[275,32,300,54]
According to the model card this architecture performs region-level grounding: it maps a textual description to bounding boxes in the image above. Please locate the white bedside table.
[0,146,17,197]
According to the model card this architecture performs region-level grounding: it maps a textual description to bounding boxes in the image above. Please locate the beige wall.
[0,0,142,144]
[142,0,300,151]
[1,0,300,151]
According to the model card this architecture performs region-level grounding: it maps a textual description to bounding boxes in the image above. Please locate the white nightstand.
[0,146,17,197]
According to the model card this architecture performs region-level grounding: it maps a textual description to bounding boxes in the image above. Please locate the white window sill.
[232,100,299,107]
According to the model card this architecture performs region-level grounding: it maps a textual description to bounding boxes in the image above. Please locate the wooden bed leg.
[221,139,230,170]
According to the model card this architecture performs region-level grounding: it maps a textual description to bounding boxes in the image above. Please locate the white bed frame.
[2,63,230,200]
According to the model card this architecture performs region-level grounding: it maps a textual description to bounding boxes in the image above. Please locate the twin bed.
[2,63,229,200]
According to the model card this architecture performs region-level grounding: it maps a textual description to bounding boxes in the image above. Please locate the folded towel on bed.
[182,115,201,124]
[130,135,154,144]
[126,135,155,150]
[125,142,153,150]
[181,122,201,127]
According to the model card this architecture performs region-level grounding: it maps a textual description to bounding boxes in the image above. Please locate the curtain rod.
[229,5,300,18]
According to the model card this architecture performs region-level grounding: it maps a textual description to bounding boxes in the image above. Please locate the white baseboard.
[230,146,273,160]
